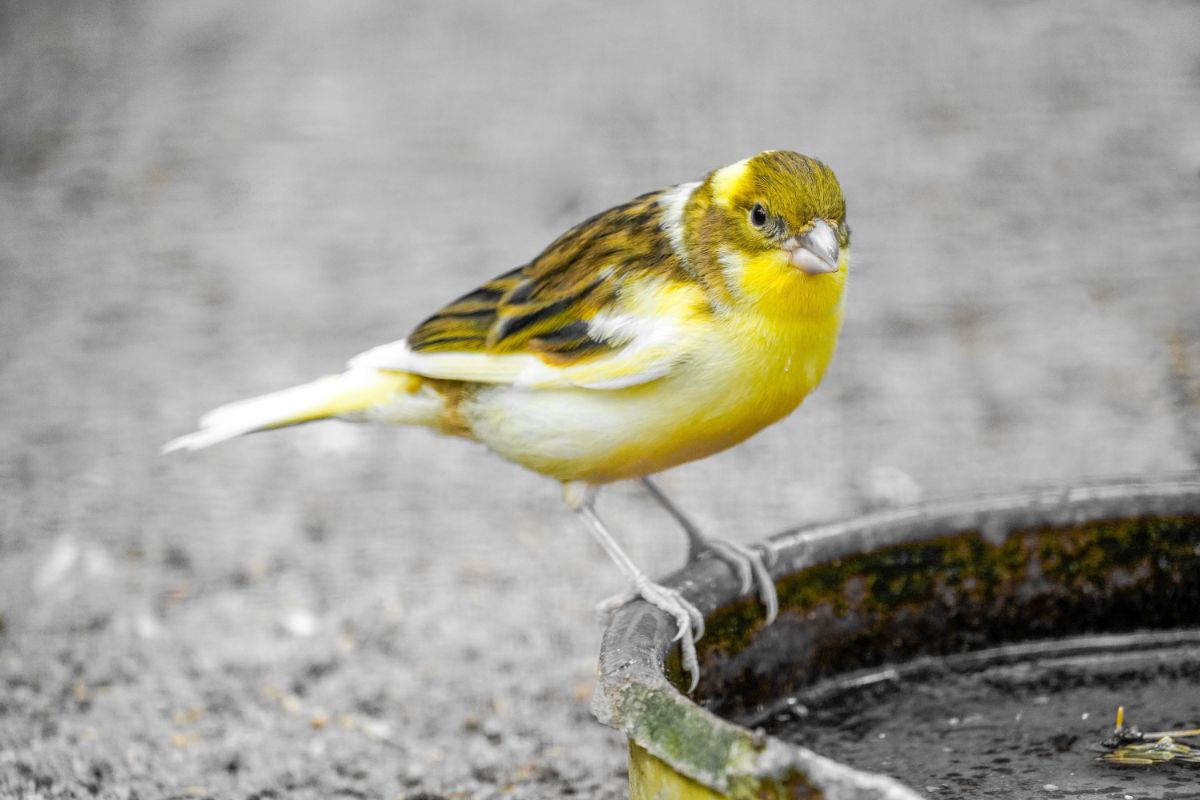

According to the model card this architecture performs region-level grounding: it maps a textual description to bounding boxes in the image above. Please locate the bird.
[164,150,850,690]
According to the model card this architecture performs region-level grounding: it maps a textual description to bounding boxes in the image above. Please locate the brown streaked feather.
[407,188,687,362]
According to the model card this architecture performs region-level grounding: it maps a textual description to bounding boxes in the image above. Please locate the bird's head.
[685,150,850,316]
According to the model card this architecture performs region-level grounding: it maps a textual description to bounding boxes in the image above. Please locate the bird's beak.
[784,219,840,274]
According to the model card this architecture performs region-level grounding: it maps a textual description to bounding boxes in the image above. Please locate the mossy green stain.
[622,681,742,771]
[694,514,1200,685]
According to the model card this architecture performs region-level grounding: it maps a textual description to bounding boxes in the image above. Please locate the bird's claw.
[597,578,705,692]
[696,538,779,624]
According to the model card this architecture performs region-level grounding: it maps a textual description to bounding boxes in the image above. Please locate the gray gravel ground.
[2,1,1199,798]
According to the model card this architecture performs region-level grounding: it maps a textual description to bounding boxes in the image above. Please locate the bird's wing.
[350,188,707,390]
[349,312,693,391]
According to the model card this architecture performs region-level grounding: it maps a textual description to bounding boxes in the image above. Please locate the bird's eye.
[749,202,769,228]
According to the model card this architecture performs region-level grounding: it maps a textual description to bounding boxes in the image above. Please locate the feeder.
[593,477,1200,799]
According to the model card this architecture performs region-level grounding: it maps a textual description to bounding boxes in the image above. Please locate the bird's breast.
[460,306,843,484]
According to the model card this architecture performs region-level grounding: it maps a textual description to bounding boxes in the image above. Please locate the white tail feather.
[162,370,418,454]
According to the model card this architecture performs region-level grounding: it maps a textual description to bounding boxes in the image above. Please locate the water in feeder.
[755,632,1200,798]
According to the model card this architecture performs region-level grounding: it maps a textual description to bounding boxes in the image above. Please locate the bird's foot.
[694,538,779,624]
[597,577,705,691]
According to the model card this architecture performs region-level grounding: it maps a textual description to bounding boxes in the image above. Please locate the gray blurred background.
[2,1,1198,797]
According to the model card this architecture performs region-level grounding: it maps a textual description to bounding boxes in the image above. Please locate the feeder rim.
[593,473,1200,799]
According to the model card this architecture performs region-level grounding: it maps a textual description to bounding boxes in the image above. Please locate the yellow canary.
[165,150,850,689]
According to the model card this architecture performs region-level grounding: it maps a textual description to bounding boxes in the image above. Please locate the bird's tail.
[162,369,426,453]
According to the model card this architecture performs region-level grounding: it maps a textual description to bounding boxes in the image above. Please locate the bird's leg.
[639,476,779,624]
[563,481,704,691]
[638,475,709,561]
